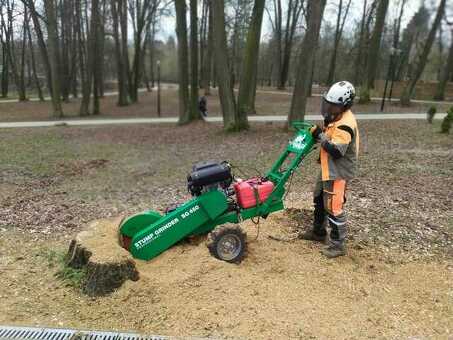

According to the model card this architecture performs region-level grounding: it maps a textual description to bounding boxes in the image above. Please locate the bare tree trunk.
[199,0,208,88]
[97,0,107,98]
[288,0,326,125]
[353,0,367,86]
[92,0,104,114]
[400,0,446,106]
[121,0,130,103]
[237,0,265,127]
[204,5,213,95]
[175,0,190,124]
[129,0,157,104]
[150,19,156,88]
[0,14,9,98]
[3,0,26,101]
[211,0,238,131]
[434,28,453,101]
[44,0,64,117]
[75,0,86,104]
[24,0,53,97]
[189,0,200,120]
[274,0,283,89]
[27,17,44,101]
[279,0,304,90]
[144,26,152,91]
[60,0,72,102]
[326,0,351,85]
[360,0,389,104]
[79,0,95,116]
[0,43,8,97]
[19,5,28,101]
[112,0,129,106]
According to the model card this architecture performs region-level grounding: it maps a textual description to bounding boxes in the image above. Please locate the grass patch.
[39,248,86,289]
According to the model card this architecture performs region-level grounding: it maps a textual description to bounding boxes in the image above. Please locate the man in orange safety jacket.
[301,81,359,258]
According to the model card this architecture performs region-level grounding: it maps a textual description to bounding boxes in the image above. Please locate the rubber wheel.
[207,224,247,263]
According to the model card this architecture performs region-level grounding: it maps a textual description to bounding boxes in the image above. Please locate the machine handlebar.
[291,121,314,132]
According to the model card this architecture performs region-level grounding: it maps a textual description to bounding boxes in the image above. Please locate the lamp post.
[380,47,401,112]
[157,60,161,117]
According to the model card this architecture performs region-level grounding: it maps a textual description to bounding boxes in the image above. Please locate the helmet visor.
[321,96,343,121]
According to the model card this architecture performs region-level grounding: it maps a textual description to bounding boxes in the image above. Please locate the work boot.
[322,213,347,258]
[301,191,327,242]
[299,229,327,242]
[321,243,346,258]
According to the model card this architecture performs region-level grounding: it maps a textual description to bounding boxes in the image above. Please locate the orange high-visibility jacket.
[320,110,359,181]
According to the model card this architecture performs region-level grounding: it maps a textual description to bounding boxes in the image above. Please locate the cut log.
[66,216,140,296]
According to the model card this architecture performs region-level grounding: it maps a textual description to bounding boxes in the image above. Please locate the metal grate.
[0,326,186,340]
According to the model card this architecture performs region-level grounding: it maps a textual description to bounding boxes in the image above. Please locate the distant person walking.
[199,96,208,118]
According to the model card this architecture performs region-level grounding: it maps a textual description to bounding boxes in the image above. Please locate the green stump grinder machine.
[119,122,315,263]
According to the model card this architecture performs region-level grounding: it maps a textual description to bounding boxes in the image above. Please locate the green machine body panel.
[120,211,162,238]
[119,121,315,261]
[128,190,229,260]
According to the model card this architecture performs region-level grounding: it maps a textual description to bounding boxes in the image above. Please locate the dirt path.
[0,113,449,129]
[1,86,451,123]
[0,207,451,339]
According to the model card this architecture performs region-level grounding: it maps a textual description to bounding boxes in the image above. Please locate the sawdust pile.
[64,201,314,297]
[66,216,139,296]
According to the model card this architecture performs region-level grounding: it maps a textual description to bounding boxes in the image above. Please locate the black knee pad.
[314,193,324,207]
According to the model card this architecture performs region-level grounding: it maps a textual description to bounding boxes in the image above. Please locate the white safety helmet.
[323,81,356,109]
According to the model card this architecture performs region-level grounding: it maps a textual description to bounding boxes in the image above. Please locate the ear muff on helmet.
[342,92,355,110]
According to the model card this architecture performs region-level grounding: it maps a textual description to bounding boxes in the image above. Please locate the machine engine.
[187,161,233,196]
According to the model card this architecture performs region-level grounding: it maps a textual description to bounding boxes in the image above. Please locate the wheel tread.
[207,223,247,263]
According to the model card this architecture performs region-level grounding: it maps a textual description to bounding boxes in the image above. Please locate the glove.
[310,125,323,139]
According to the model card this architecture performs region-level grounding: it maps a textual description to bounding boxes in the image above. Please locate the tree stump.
[66,216,140,296]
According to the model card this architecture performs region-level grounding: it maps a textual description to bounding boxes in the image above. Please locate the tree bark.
[189,0,200,120]
[27,18,44,101]
[0,13,9,98]
[273,0,283,89]
[237,0,266,126]
[211,0,238,131]
[2,0,26,101]
[19,5,28,101]
[121,0,131,103]
[400,0,446,106]
[434,28,453,101]
[44,0,64,117]
[175,0,190,124]
[360,0,389,104]
[112,0,129,106]
[0,43,8,98]
[79,0,99,116]
[24,0,53,97]
[353,0,367,86]
[288,0,326,125]
[326,0,351,85]
[279,0,304,90]
[60,0,72,102]
[204,4,213,95]
[66,217,139,297]
[199,0,208,89]
[129,0,157,103]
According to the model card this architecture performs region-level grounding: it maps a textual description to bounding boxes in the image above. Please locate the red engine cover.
[234,178,275,209]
